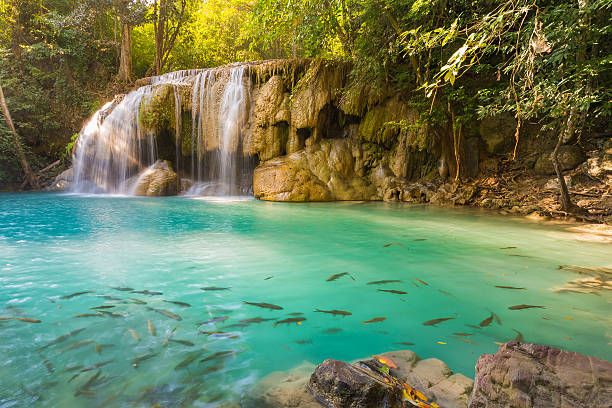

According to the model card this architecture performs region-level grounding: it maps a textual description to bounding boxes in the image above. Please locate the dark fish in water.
[465,324,481,330]
[127,329,140,341]
[97,310,124,318]
[452,336,476,344]
[500,246,517,249]
[110,286,133,291]
[274,317,306,326]
[63,340,94,352]
[264,276,273,280]
[201,287,231,291]
[423,317,455,326]
[168,339,194,347]
[61,291,93,299]
[493,313,502,325]
[453,333,473,336]
[480,313,494,327]
[162,326,178,347]
[128,298,147,305]
[174,351,204,369]
[367,280,402,285]
[63,365,84,372]
[94,343,114,355]
[73,313,103,318]
[133,352,159,368]
[239,317,277,324]
[376,330,389,334]
[324,328,343,334]
[199,351,234,363]
[164,300,191,308]
[512,328,524,342]
[244,301,283,310]
[438,289,453,296]
[377,289,407,294]
[197,316,229,326]
[131,290,162,296]
[506,254,531,258]
[362,317,386,324]
[17,317,41,323]
[416,279,428,286]
[411,282,419,287]
[287,313,304,316]
[315,309,352,316]
[38,328,85,351]
[383,242,404,247]
[395,341,415,346]
[150,308,182,321]
[147,320,155,336]
[495,286,526,290]
[96,295,122,301]
[91,306,115,310]
[223,322,250,329]
[326,272,354,281]
[295,339,312,344]
[68,372,81,383]
[413,239,427,241]
[508,304,545,310]
[40,355,54,373]
[81,359,114,372]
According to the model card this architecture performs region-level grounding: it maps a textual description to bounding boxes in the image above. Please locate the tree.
[152,0,187,75]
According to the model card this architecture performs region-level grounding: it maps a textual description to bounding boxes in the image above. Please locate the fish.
[453,333,473,336]
[199,351,234,363]
[73,313,103,318]
[239,317,277,324]
[38,328,85,351]
[323,328,343,334]
[75,388,96,397]
[415,279,428,286]
[295,339,312,344]
[287,313,304,316]
[68,373,81,383]
[383,242,404,247]
[480,313,494,327]
[168,339,194,347]
[40,355,54,373]
[201,287,230,291]
[147,320,155,336]
[197,316,229,326]
[376,330,389,334]
[63,365,84,372]
[493,313,502,325]
[131,290,162,296]
[315,309,352,316]
[223,322,250,329]
[61,291,93,299]
[438,289,453,296]
[413,239,427,241]
[395,341,415,346]
[162,326,178,347]
[274,317,306,326]
[423,317,455,326]
[499,246,517,249]
[91,306,116,310]
[243,301,283,310]
[63,340,94,352]
[150,308,182,321]
[326,272,354,281]
[372,354,398,368]
[411,282,419,287]
[436,341,447,345]
[512,329,524,342]
[506,254,531,258]
[128,298,147,305]
[495,286,526,290]
[110,286,133,291]
[362,317,386,324]
[367,280,401,285]
[452,336,476,344]
[80,360,114,372]
[127,329,140,341]
[163,300,191,308]
[97,310,124,318]
[132,352,159,368]
[377,289,407,294]
[264,276,273,280]
[508,304,545,310]
[96,295,122,301]
[93,343,114,355]
[465,324,481,330]
[17,317,41,323]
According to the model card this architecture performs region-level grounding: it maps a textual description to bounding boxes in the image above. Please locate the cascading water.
[71,65,253,196]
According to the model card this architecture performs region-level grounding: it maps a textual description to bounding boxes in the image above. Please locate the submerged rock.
[131,160,179,196]
[468,341,612,408]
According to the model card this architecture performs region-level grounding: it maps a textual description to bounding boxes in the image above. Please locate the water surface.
[1,193,610,407]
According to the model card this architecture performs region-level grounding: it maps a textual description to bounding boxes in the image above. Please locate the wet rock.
[479,114,516,155]
[534,145,586,175]
[253,159,333,201]
[131,160,179,196]
[468,341,612,408]
[46,168,73,191]
[308,359,403,408]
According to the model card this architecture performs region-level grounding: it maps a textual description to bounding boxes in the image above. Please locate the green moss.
[138,85,175,135]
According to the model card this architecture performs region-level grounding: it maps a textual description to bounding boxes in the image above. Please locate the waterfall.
[71,65,253,196]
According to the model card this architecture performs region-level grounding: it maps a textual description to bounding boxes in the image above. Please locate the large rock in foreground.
[131,160,179,196]
[468,341,612,408]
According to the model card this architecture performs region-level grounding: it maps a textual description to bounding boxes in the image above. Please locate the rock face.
[533,145,586,175]
[309,359,403,408]
[46,168,73,191]
[468,341,612,408]
[130,160,179,196]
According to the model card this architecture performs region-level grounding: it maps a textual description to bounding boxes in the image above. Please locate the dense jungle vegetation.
[1,0,610,205]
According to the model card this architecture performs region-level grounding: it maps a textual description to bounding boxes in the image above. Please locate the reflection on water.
[0,193,610,407]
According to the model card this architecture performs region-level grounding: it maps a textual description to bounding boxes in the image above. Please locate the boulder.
[253,159,333,201]
[131,160,179,196]
[468,341,612,408]
[479,114,517,155]
[308,359,403,408]
[46,168,74,191]
[534,145,586,175]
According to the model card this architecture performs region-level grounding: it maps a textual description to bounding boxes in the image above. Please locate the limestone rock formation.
[533,145,586,175]
[46,168,73,191]
[468,341,612,408]
[130,160,179,196]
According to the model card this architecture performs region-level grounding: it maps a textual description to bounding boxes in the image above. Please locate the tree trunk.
[118,21,133,82]
[552,116,576,212]
[153,0,167,76]
[0,84,39,189]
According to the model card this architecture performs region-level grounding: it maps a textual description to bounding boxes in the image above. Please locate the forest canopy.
[0,0,610,192]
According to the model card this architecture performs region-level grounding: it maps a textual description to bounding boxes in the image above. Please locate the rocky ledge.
[244,342,612,408]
